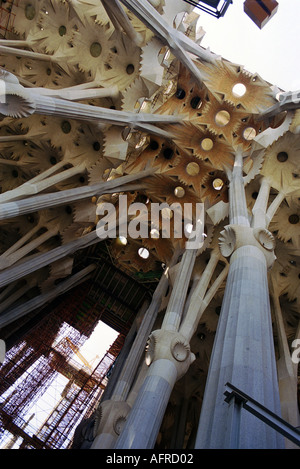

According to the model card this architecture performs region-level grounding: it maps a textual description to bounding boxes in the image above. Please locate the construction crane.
[65,337,93,370]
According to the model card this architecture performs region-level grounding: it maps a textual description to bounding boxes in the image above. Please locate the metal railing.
[224,382,300,448]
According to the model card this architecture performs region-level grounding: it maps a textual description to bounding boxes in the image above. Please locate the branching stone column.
[0,265,96,328]
[0,75,180,138]
[0,169,154,217]
[119,0,217,85]
[91,253,179,449]
[271,281,300,448]
[195,151,285,449]
[179,249,226,341]
[114,248,198,449]
[101,0,144,46]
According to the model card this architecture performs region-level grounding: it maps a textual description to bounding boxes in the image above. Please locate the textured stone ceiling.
[0,1,299,439]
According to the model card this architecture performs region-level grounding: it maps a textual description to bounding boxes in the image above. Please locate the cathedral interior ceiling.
[0,0,299,437]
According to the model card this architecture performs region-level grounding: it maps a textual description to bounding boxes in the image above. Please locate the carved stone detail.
[93,400,131,439]
[170,336,190,362]
[218,224,276,270]
[0,84,36,118]
[113,415,127,436]
[145,331,156,366]
[145,329,195,380]
[218,225,236,257]
[253,227,276,251]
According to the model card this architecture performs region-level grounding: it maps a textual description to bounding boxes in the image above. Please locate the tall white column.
[114,248,198,449]
[195,151,285,449]
[91,256,177,449]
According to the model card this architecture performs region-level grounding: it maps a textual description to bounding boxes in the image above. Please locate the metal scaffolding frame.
[0,279,125,449]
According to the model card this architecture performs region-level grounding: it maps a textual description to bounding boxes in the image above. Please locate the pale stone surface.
[195,245,284,448]
[0,0,299,451]
[195,150,285,448]
[114,248,197,449]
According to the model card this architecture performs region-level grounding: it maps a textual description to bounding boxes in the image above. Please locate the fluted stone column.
[195,243,284,448]
[119,0,217,86]
[0,76,179,138]
[114,248,197,449]
[0,265,96,328]
[0,169,153,219]
[91,251,180,449]
[195,151,285,449]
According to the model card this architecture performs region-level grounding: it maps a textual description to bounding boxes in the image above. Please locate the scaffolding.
[0,0,17,36]
[0,281,125,449]
[34,346,121,449]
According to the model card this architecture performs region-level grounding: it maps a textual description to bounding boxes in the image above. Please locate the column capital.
[219,224,276,269]
[145,329,195,381]
[94,400,131,440]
